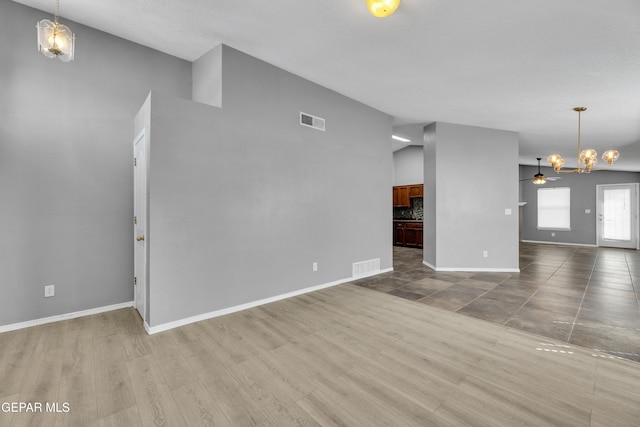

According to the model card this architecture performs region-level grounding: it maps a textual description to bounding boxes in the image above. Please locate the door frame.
[596,182,639,250]
[133,128,148,323]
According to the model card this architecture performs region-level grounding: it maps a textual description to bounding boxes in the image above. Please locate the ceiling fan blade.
[519,176,560,182]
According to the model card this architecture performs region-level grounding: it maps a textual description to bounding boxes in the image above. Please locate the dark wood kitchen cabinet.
[393,184,423,207]
[394,222,406,246]
[393,186,410,207]
[393,221,423,248]
[408,184,424,198]
[403,223,423,248]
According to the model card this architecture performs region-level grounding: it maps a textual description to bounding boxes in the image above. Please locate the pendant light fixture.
[366,0,401,17]
[36,0,75,62]
[547,107,620,174]
[532,158,546,185]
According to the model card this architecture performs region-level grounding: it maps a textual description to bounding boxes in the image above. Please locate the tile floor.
[352,243,640,363]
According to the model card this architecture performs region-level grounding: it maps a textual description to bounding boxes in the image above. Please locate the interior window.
[537,187,571,230]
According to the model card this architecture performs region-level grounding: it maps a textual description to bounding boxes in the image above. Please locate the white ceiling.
[16,0,640,171]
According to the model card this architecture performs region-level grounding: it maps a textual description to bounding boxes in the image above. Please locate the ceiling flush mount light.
[36,0,75,62]
[532,158,546,185]
[366,0,400,17]
[547,107,620,174]
[392,135,411,142]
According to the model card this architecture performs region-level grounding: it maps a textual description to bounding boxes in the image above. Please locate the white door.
[134,130,147,321]
[596,183,639,249]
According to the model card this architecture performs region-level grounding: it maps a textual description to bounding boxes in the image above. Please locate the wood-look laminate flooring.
[2,281,640,426]
[357,243,640,364]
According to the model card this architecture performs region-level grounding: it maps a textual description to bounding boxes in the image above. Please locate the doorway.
[596,183,639,249]
[134,129,148,321]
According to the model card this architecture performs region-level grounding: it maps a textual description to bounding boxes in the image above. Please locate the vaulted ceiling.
[15,0,640,170]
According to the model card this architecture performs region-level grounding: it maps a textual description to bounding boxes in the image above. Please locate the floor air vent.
[352,258,381,278]
[300,112,325,131]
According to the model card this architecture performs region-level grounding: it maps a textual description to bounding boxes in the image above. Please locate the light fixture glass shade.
[553,158,565,172]
[547,154,564,171]
[580,148,598,171]
[602,149,620,165]
[580,148,597,161]
[37,19,75,62]
[547,154,562,165]
[366,0,400,17]
[533,174,546,185]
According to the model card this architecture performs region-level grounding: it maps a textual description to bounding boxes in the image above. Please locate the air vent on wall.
[352,258,381,278]
[300,112,325,131]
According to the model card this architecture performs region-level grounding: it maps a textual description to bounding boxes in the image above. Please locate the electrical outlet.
[504,208,512,216]
[551,232,555,237]
[313,262,318,272]
[483,250,488,258]
[44,285,55,298]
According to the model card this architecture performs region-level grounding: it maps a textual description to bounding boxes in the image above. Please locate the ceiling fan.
[520,158,561,184]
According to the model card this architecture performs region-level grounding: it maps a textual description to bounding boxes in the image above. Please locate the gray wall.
[520,165,640,245]
[0,1,191,326]
[192,45,222,107]
[424,122,519,270]
[141,46,393,327]
[393,145,424,186]
[423,124,437,265]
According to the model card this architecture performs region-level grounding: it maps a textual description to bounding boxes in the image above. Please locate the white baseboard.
[423,260,436,270]
[0,268,396,336]
[521,240,597,247]
[422,260,519,272]
[0,301,134,334]
[353,267,393,280]
[146,268,393,335]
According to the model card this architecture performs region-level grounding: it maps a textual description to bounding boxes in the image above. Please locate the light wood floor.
[1,283,640,426]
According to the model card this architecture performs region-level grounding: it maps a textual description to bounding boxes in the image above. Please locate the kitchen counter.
[393,219,423,223]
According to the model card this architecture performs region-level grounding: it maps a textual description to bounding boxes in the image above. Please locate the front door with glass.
[596,183,639,249]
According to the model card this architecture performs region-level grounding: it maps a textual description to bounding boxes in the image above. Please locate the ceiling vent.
[300,112,325,131]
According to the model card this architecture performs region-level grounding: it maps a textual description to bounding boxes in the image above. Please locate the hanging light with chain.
[36,0,75,62]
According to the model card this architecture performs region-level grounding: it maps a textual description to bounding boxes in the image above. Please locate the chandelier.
[366,0,400,17]
[547,107,619,174]
[36,0,75,62]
